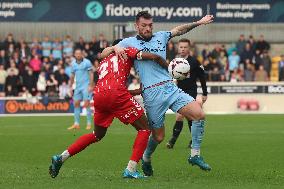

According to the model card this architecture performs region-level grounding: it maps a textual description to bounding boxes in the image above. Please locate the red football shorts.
[93,89,144,127]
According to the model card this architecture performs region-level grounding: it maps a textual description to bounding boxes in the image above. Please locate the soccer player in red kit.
[49,39,168,179]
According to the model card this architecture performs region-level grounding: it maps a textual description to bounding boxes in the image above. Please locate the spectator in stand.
[228,50,240,73]
[230,69,243,82]
[0,50,9,69]
[235,34,246,55]
[83,43,94,62]
[94,34,108,54]
[279,55,284,81]
[255,65,269,81]
[63,35,74,57]
[7,43,15,58]
[201,43,210,60]
[29,54,42,79]
[64,57,73,78]
[22,68,37,94]
[7,60,19,76]
[166,40,176,62]
[210,43,221,59]
[202,58,210,81]
[218,51,228,75]
[42,36,52,58]
[189,40,199,58]
[55,68,69,86]
[52,38,63,60]
[241,43,254,66]
[208,58,222,81]
[46,73,58,93]
[90,35,97,50]
[43,62,53,79]
[12,51,21,65]
[59,81,70,99]
[30,38,42,55]
[243,59,255,81]
[210,67,221,81]
[261,50,272,77]
[18,57,29,75]
[48,53,56,65]
[220,44,228,57]
[0,65,7,92]
[75,36,85,50]
[247,35,256,52]
[256,35,270,53]
[3,33,16,51]
[37,71,47,95]
[252,49,262,70]
[5,69,20,96]
[42,57,51,66]
[21,86,32,98]
[19,41,31,60]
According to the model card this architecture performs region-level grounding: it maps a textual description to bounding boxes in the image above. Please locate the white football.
[168,58,191,80]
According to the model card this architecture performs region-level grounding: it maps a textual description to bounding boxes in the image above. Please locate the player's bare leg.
[68,100,81,130]
[123,114,151,178]
[84,100,92,130]
[142,126,165,176]
[178,101,211,171]
[49,125,107,178]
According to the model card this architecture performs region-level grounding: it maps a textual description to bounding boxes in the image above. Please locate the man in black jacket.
[167,38,208,149]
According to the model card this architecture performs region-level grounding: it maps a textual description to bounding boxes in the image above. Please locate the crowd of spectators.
[0,33,107,97]
[0,33,283,98]
[167,34,283,82]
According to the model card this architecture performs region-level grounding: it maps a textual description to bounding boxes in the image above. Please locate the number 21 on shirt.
[99,56,118,79]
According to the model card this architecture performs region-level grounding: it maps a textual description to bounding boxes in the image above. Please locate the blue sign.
[0,100,4,114]
[0,0,283,22]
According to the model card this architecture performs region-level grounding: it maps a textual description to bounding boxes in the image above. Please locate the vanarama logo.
[5,100,70,114]
[85,1,103,19]
[5,100,18,113]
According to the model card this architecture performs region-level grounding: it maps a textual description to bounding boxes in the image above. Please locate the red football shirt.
[95,47,140,91]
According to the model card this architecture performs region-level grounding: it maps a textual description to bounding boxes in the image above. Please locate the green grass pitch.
[0,114,284,189]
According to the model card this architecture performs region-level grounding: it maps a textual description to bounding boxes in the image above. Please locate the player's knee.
[74,101,80,107]
[194,111,205,120]
[176,114,184,121]
[153,135,164,143]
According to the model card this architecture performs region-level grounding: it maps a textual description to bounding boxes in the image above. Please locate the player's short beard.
[138,31,152,40]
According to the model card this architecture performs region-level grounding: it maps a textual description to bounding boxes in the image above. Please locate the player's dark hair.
[178,38,191,45]
[112,39,123,46]
[135,11,153,22]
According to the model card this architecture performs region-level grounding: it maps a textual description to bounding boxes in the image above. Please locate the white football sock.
[61,150,70,162]
[191,149,200,157]
[126,160,137,172]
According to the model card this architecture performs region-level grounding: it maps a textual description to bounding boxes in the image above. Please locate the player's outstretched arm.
[170,15,214,38]
[139,52,169,69]
[101,45,127,60]
[101,47,114,59]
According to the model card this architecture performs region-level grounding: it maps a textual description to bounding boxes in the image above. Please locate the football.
[168,58,191,80]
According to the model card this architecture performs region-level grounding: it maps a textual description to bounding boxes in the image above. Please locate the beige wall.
[202,94,284,114]
[1,22,284,43]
